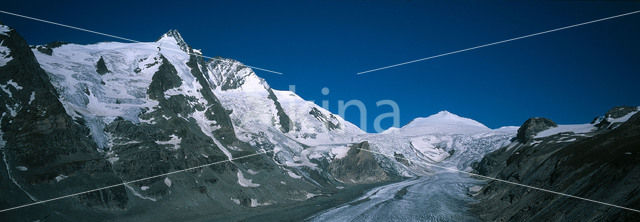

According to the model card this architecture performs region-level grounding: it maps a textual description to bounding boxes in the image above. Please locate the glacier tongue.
[360,111,516,176]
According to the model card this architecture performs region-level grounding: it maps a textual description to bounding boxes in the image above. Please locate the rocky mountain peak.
[603,106,638,119]
[593,106,639,129]
[515,117,557,142]
[157,29,190,52]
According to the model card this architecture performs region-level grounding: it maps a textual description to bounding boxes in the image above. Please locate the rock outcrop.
[329,141,390,184]
[515,117,557,142]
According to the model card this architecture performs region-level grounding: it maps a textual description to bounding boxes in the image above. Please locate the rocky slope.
[473,106,640,221]
[0,23,128,221]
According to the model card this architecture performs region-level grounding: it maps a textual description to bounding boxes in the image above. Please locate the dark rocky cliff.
[0,24,127,221]
[473,108,640,221]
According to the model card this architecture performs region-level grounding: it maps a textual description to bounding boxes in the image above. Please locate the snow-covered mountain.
[384,110,491,136]
[2,25,380,221]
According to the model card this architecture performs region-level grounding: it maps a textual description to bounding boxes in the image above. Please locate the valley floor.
[307,169,483,222]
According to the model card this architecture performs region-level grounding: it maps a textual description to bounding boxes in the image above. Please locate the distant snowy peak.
[398,111,491,136]
[413,111,488,128]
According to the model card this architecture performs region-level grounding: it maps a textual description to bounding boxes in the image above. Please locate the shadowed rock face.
[96,56,110,75]
[329,141,390,184]
[0,24,127,221]
[267,88,292,133]
[473,112,640,222]
[309,107,340,131]
[515,117,557,142]
[34,41,68,56]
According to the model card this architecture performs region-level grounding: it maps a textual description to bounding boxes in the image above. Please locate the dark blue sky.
[2,1,639,131]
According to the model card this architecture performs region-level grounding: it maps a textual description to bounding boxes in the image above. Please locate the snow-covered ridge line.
[534,107,639,139]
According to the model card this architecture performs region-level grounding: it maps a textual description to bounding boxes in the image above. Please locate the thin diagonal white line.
[0,10,283,75]
[0,150,273,213]
[356,148,640,213]
[357,10,640,75]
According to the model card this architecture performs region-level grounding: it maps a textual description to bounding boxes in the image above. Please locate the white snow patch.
[237,171,260,187]
[0,40,11,67]
[469,185,482,193]
[250,198,273,207]
[55,174,68,182]
[558,138,577,143]
[287,171,302,179]
[305,193,320,199]
[1,80,23,97]
[107,156,119,163]
[28,92,36,104]
[331,146,350,159]
[106,150,119,163]
[0,25,10,36]
[4,104,18,117]
[230,198,241,205]
[535,124,595,138]
[609,110,639,124]
[124,184,156,201]
[155,134,181,150]
[6,80,24,91]
[140,186,150,191]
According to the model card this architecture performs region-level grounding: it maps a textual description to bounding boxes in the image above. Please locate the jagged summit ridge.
[206,57,264,91]
[157,29,190,53]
